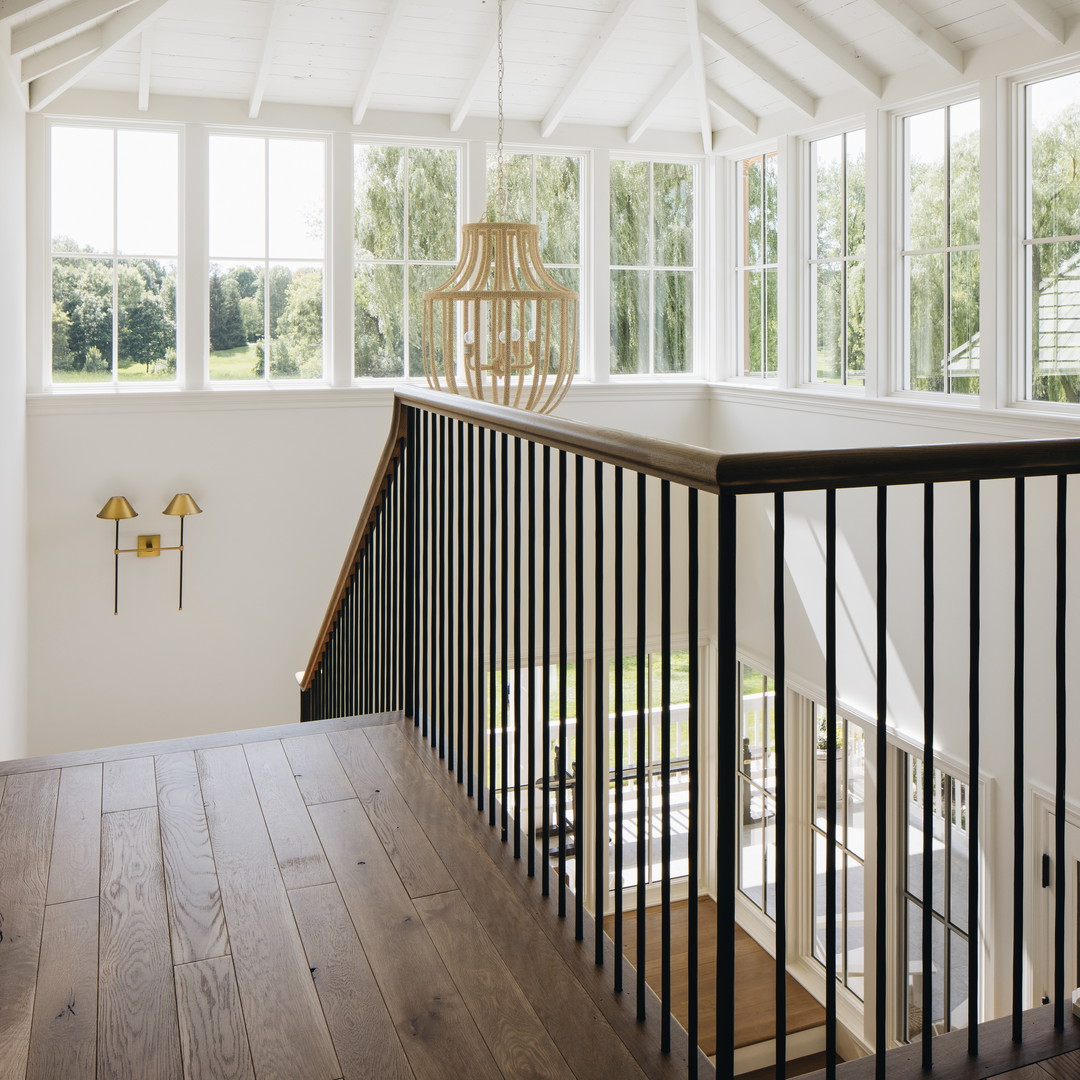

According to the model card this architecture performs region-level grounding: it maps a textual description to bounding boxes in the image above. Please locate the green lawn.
[51,361,176,384]
[209,343,261,380]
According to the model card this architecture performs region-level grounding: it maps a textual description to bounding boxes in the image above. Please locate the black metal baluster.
[575,453,585,941]
[717,489,737,1074]
[826,489,838,1080]
[661,479,672,1052]
[502,431,510,844]
[407,409,418,724]
[438,414,447,757]
[446,414,456,769]
[923,483,935,1069]
[457,420,466,783]
[594,459,605,966]
[1013,478,1025,1044]
[877,486,889,1075]
[1056,474,1068,1029]
[637,471,648,1023]
[490,429,499,826]
[774,491,786,1080]
[559,448,569,919]
[614,467,625,994]
[467,423,476,795]
[542,444,552,898]
[528,441,538,878]
[477,426,487,814]
[688,487,700,1079]
[421,411,430,736]
[514,437,523,856]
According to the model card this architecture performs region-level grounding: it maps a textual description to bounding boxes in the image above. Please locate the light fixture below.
[97,493,202,614]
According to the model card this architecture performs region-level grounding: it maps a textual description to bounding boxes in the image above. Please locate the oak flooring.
[0,714,698,1080]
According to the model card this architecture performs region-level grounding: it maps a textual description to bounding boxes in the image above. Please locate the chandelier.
[422,0,578,414]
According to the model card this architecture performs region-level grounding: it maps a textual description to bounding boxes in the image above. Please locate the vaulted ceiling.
[1,0,1078,149]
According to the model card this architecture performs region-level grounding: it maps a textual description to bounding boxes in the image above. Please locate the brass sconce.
[96,493,202,614]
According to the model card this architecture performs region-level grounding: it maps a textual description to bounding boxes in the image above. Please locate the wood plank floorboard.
[46,764,102,904]
[173,955,255,1080]
[98,807,183,1080]
[102,756,157,812]
[289,882,414,1080]
[0,769,60,1080]
[243,740,335,890]
[155,751,230,965]
[196,744,340,1080]
[282,733,356,805]
[26,897,98,1080]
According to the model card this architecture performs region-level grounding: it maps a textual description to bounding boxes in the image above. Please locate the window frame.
[46,118,183,390]
[608,154,700,378]
[351,137,464,382]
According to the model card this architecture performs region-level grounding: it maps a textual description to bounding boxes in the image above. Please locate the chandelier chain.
[496,0,507,219]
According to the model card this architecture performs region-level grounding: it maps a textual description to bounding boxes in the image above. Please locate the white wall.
[0,76,27,761]
[25,387,709,757]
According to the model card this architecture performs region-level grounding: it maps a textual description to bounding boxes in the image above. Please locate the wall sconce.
[96,493,202,614]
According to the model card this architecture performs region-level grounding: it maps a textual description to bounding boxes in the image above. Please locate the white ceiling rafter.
[706,78,759,134]
[866,0,964,72]
[541,0,637,139]
[137,25,150,110]
[27,0,167,111]
[11,0,136,57]
[448,0,518,133]
[698,11,816,118]
[999,0,1065,43]
[626,55,688,143]
[21,26,101,82]
[249,0,288,120]
[685,1,713,153]
[748,0,883,97]
[352,0,404,128]
[0,0,52,21]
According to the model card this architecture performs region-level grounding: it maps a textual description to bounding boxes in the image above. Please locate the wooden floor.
[998,1050,1080,1079]
[606,898,826,1057]
[0,713,702,1080]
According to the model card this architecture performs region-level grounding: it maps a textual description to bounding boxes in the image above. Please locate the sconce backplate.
[137,534,161,557]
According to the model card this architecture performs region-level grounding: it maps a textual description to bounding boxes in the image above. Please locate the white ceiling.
[2,0,1078,147]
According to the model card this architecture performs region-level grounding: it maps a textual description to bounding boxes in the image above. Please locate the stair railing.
[301,385,1080,1080]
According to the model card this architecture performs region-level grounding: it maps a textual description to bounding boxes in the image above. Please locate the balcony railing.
[301,386,1080,1079]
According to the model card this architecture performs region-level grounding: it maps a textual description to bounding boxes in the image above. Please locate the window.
[901,101,980,395]
[486,151,582,342]
[50,125,179,385]
[737,152,779,377]
[609,159,695,374]
[354,144,459,378]
[609,651,692,892]
[1024,71,1080,404]
[738,665,777,917]
[811,707,866,999]
[809,131,866,386]
[208,134,325,382]
[902,755,970,1039]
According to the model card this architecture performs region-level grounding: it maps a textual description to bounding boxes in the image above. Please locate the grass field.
[51,362,175,384]
[209,343,261,380]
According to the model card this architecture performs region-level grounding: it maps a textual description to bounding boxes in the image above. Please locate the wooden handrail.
[302,385,1080,689]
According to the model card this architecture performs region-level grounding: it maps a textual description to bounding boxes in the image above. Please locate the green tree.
[209,269,246,351]
[275,269,324,378]
[118,260,172,373]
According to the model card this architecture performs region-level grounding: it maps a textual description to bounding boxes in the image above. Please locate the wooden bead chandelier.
[421,0,578,414]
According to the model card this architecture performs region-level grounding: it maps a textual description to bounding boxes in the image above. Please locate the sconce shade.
[163,493,202,517]
[97,496,138,520]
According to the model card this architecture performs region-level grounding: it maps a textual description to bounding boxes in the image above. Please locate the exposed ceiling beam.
[0,0,53,22]
[448,0,518,132]
[1000,0,1065,43]
[352,0,403,127]
[28,0,168,110]
[685,2,713,153]
[749,0,882,97]
[698,11,816,117]
[706,78,759,134]
[20,25,100,81]
[137,26,151,109]
[626,55,687,143]
[249,0,288,119]
[11,0,136,56]
[866,0,964,71]
[541,0,637,138]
